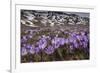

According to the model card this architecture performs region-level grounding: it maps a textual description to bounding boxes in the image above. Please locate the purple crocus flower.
[79,41,83,46]
[73,42,79,48]
[22,36,27,40]
[26,44,32,50]
[52,37,66,45]
[76,35,83,41]
[82,42,88,48]
[51,37,60,44]
[82,35,88,43]
[21,36,27,43]
[51,37,65,49]
[26,44,40,54]
[69,36,76,43]
[60,38,66,45]
[37,38,47,50]
[52,43,60,49]
[27,34,33,39]
[33,47,40,54]
[29,45,35,54]
[44,46,54,55]
[21,47,28,56]
[65,38,69,44]
[81,31,86,36]
[71,32,77,37]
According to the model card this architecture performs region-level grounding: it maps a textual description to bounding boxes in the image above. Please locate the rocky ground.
[21,10,89,27]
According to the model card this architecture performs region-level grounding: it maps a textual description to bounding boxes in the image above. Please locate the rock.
[21,10,89,27]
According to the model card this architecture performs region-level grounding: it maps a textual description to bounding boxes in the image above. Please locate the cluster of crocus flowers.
[21,28,89,57]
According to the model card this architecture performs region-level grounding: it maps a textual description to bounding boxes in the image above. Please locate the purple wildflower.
[51,37,60,44]
[76,35,83,41]
[81,31,85,36]
[27,34,33,39]
[52,43,60,49]
[71,32,77,37]
[29,45,35,54]
[44,46,54,55]
[82,35,88,43]
[37,37,47,49]
[69,36,76,43]
[65,38,69,44]
[60,38,66,45]
[73,42,79,48]
[26,44,32,50]
[21,47,28,56]
[33,47,40,54]
[82,42,88,48]
[21,36,27,43]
